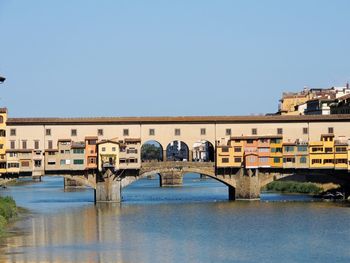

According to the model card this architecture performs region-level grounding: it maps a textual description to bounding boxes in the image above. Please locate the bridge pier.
[235,168,260,200]
[95,169,121,202]
[64,177,84,189]
[160,171,183,187]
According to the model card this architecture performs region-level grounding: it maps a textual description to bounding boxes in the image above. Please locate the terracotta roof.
[85,136,98,140]
[58,139,72,142]
[45,149,58,152]
[97,139,120,145]
[124,138,141,143]
[6,149,33,153]
[231,135,282,140]
[6,114,350,125]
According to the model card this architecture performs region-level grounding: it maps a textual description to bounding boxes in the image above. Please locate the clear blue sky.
[0,0,349,118]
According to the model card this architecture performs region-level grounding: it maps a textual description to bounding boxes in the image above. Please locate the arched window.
[0,116,3,123]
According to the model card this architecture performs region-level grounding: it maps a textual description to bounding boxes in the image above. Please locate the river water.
[1,174,350,263]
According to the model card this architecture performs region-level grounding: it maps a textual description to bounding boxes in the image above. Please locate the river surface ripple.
[1,175,350,263]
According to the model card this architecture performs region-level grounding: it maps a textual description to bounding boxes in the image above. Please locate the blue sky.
[0,0,349,117]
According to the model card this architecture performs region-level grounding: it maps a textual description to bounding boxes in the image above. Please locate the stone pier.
[95,169,122,202]
[160,171,183,187]
[64,177,84,189]
[235,168,260,200]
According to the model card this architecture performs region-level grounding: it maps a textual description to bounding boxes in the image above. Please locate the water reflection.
[1,176,350,262]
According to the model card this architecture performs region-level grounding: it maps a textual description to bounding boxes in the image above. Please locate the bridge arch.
[166,140,189,161]
[141,140,164,162]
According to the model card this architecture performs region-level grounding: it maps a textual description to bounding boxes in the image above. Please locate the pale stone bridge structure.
[3,114,350,201]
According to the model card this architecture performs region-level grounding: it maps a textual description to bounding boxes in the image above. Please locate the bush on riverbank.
[0,196,17,235]
[264,181,323,194]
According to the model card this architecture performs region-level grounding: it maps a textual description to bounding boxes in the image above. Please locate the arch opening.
[141,140,163,162]
[166,140,189,161]
[192,140,215,162]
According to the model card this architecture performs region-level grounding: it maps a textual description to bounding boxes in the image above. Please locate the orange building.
[85,136,98,169]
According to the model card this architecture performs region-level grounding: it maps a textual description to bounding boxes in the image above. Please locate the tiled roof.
[6,114,350,125]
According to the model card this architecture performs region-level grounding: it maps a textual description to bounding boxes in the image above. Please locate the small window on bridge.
[222,158,229,163]
[251,128,257,135]
[10,129,16,136]
[328,127,334,134]
[123,129,129,136]
[46,129,51,136]
[277,128,283,135]
[200,128,206,135]
[175,129,181,136]
[98,129,104,136]
[149,129,155,136]
[71,129,77,136]
[225,129,231,136]
[303,127,308,134]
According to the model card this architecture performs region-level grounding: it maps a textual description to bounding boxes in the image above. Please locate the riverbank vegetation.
[263,181,323,194]
[0,196,17,236]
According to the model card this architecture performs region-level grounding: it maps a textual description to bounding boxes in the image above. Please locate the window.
[258,147,269,153]
[123,129,129,136]
[120,158,126,163]
[98,129,104,136]
[277,128,283,135]
[0,130,5,137]
[48,161,56,165]
[46,129,51,136]
[89,157,96,164]
[259,157,269,163]
[284,146,295,152]
[234,147,241,152]
[71,129,77,136]
[129,158,138,163]
[149,129,155,136]
[0,116,3,123]
[252,128,257,135]
[73,148,84,154]
[10,129,16,136]
[175,129,181,136]
[73,159,84,165]
[48,140,53,149]
[336,147,347,153]
[283,157,295,163]
[273,157,281,163]
[34,160,42,167]
[221,147,229,153]
[127,148,138,154]
[297,145,307,152]
[0,144,3,149]
[10,141,15,149]
[88,139,97,145]
[328,127,334,134]
[60,159,70,165]
[312,147,323,152]
[325,147,333,153]
[303,127,308,134]
[34,140,39,150]
[102,147,106,152]
[21,140,26,149]
[222,158,229,163]
[234,157,242,163]
[311,159,322,164]
[112,147,116,152]
[300,157,307,164]
[323,159,333,164]
[200,128,206,135]
[247,139,254,144]
[21,161,30,167]
[8,163,19,168]
[225,129,231,136]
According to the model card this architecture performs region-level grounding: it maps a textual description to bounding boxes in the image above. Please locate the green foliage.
[265,181,322,194]
[0,196,17,235]
[141,144,162,161]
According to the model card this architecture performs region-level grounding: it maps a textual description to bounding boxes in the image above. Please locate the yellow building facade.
[0,108,7,174]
